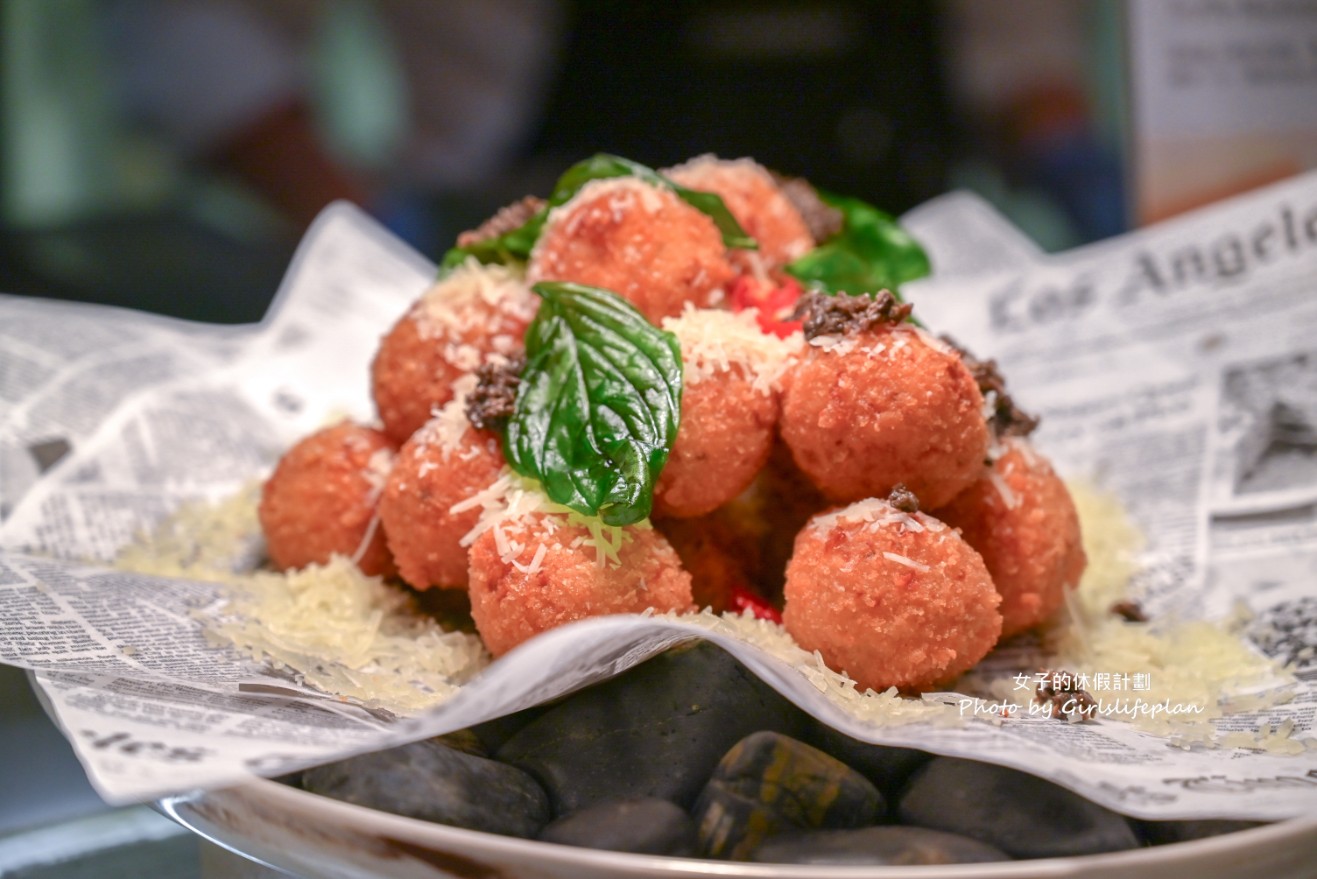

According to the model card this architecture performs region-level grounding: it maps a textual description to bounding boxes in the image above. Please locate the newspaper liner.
[2,180,1316,819]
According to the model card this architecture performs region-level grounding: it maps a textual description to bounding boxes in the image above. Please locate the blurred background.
[0,0,1139,326]
[2,0,1315,872]
[5,0,1313,325]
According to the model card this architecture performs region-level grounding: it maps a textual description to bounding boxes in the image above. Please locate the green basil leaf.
[784,192,931,297]
[440,213,546,271]
[504,281,683,526]
[441,153,756,271]
[550,154,757,250]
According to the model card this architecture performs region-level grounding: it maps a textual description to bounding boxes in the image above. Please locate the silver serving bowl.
[159,777,1317,879]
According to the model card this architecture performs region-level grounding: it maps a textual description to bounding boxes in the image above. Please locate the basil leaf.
[441,153,756,270]
[504,281,682,526]
[785,192,931,297]
[440,214,545,271]
[551,154,756,250]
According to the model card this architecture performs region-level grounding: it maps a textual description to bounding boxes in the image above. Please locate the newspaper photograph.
[2,177,1315,821]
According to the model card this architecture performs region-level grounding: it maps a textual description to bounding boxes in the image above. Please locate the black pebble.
[495,642,809,815]
[302,738,550,838]
[1136,819,1265,846]
[538,798,698,856]
[898,757,1140,859]
[807,722,931,799]
[465,704,551,755]
[693,731,885,860]
[750,826,1012,865]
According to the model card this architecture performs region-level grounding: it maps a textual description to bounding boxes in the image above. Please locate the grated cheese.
[965,481,1301,753]
[115,488,487,715]
[115,476,1307,751]
[810,497,943,538]
[413,259,537,340]
[988,471,1019,510]
[361,447,394,496]
[807,334,860,357]
[453,469,637,570]
[883,551,930,572]
[413,374,479,459]
[663,305,802,394]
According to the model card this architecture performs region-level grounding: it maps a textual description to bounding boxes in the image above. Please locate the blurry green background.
[0,0,1128,325]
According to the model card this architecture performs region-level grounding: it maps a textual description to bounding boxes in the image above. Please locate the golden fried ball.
[654,513,759,614]
[934,439,1087,638]
[751,438,832,598]
[378,404,506,590]
[653,365,777,519]
[259,421,396,577]
[467,512,694,656]
[654,307,798,519]
[527,178,735,323]
[783,498,1002,692]
[371,262,535,445]
[665,155,814,272]
[780,327,989,509]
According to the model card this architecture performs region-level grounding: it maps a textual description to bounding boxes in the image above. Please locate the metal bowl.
[159,778,1317,879]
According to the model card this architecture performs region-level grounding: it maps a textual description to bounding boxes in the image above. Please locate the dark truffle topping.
[941,336,1039,439]
[888,484,920,513]
[456,196,546,249]
[1034,669,1097,722]
[770,173,844,244]
[792,290,913,340]
[465,355,525,432]
[1110,600,1148,623]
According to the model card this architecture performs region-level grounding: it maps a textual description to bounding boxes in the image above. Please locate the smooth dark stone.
[431,728,486,757]
[807,723,931,798]
[496,642,809,814]
[538,798,698,856]
[465,704,551,755]
[1136,819,1266,846]
[303,739,550,838]
[750,826,1012,865]
[898,757,1140,859]
[693,731,885,860]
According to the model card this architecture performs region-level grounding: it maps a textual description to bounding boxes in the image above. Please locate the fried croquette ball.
[654,308,800,518]
[780,325,990,509]
[372,261,536,445]
[527,178,735,323]
[665,155,814,272]
[378,400,505,590]
[259,422,396,577]
[467,512,694,656]
[654,514,758,613]
[934,439,1087,638]
[782,497,1002,692]
[753,438,832,597]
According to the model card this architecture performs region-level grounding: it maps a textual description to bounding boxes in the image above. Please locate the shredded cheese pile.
[414,259,537,338]
[115,479,1308,753]
[969,484,1306,754]
[662,305,802,394]
[207,558,487,714]
[116,485,488,715]
[410,374,480,460]
[410,260,536,373]
[454,470,638,571]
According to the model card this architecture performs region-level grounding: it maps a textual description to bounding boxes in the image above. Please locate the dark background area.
[0,0,1123,326]
[532,2,954,210]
